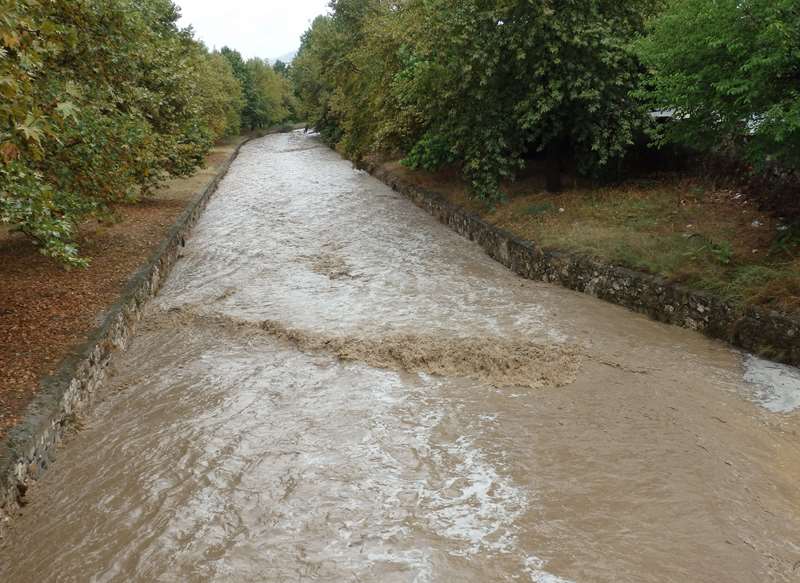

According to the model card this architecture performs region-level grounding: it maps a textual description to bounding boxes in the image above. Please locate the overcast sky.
[174,0,330,61]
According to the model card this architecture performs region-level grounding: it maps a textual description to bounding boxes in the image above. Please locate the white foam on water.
[419,434,529,557]
[524,556,577,583]
[742,355,800,413]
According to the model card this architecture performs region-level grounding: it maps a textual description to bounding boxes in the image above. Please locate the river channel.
[1,131,798,582]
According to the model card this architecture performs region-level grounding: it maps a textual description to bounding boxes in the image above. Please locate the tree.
[220,47,259,130]
[246,58,293,128]
[399,0,658,197]
[221,49,295,130]
[636,0,800,171]
[292,0,660,198]
[292,1,413,155]
[273,60,289,77]
[0,0,246,264]
[196,52,246,137]
[292,15,342,142]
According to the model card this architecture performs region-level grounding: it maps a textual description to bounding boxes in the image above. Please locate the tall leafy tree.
[0,0,247,264]
[637,0,800,171]
[292,15,343,142]
[400,0,658,196]
[293,0,660,198]
[197,51,246,137]
[247,58,294,128]
[292,1,412,155]
[221,47,260,130]
[273,59,289,77]
[221,49,294,130]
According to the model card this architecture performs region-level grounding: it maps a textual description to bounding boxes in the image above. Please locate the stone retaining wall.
[361,161,800,366]
[0,134,264,536]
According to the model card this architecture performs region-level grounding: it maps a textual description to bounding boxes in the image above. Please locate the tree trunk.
[544,142,563,193]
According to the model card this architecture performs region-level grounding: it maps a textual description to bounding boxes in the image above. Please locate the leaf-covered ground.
[0,139,244,440]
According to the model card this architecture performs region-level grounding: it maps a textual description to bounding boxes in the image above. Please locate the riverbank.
[386,161,800,311]
[0,137,243,441]
[0,132,262,531]
[361,157,800,364]
[0,125,305,533]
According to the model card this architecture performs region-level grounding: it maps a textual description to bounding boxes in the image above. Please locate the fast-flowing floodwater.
[1,131,799,582]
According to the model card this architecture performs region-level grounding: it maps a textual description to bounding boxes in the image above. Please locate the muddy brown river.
[1,131,799,582]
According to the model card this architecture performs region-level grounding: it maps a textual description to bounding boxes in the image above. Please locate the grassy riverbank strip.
[363,158,800,364]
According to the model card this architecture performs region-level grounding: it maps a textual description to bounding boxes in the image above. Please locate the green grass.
[524,202,557,216]
[485,180,800,313]
[388,158,800,314]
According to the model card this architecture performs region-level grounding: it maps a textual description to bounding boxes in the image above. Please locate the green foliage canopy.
[403,0,657,197]
[292,1,423,156]
[221,48,296,130]
[292,14,347,144]
[637,0,800,171]
[0,0,271,265]
[293,0,659,199]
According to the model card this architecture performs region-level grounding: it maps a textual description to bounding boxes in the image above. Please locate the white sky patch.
[174,0,330,61]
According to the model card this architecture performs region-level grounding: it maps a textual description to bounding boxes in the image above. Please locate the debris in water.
[147,307,582,389]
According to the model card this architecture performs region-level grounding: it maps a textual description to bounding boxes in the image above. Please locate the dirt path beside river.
[1,131,798,582]
[0,138,246,440]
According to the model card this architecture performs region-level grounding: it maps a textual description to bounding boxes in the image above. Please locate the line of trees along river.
[291,0,799,198]
[0,0,295,265]
[2,0,797,266]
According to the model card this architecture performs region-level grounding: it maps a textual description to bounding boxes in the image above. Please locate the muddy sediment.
[260,319,580,388]
[1,131,798,583]
[151,307,582,388]
[306,251,355,280]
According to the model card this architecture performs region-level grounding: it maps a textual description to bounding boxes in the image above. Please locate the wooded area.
[0,0,295,264]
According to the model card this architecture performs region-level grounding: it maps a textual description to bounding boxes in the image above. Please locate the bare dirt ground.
[0,139,243,440]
